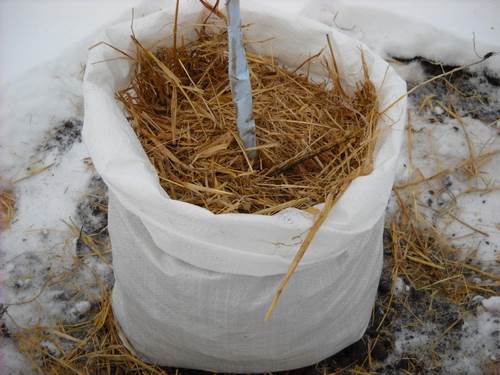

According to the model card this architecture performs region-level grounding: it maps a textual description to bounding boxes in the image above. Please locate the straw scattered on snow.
[0,186,15,230]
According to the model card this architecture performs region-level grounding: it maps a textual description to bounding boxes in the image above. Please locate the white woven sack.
[83,0,407,372]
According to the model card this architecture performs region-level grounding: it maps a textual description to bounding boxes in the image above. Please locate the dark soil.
[392,56,500,123]
[75,174,108,237]
[37,119,83,154]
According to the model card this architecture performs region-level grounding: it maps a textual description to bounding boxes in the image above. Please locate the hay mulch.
[116,27,379,215]
[387,197,500,306]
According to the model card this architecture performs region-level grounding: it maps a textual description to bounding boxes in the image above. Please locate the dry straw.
[0,187,15,230]
[14,291,169,375]
[116,28,379,216]
[388,194,499,307]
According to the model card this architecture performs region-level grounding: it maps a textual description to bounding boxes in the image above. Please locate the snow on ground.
[0,0,142,85]
[444,304,500,374]
[380,58,500,373]
[387,64,500,266]
[0,2,499,374]
[2,0,500,85]
[302,0,500,77]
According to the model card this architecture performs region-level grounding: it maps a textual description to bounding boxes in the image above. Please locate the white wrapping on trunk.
[83,0,407,372]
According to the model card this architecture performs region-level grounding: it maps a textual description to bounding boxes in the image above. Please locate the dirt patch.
[392,56,500,123]
[75,174,108,237]
[37,119,83,155]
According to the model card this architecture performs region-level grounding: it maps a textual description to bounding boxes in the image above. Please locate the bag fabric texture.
[83,1,407,372]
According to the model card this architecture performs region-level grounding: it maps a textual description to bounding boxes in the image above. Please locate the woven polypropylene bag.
[83,1,407,372]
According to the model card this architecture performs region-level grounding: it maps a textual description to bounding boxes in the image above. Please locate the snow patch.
[483,297,500,314]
